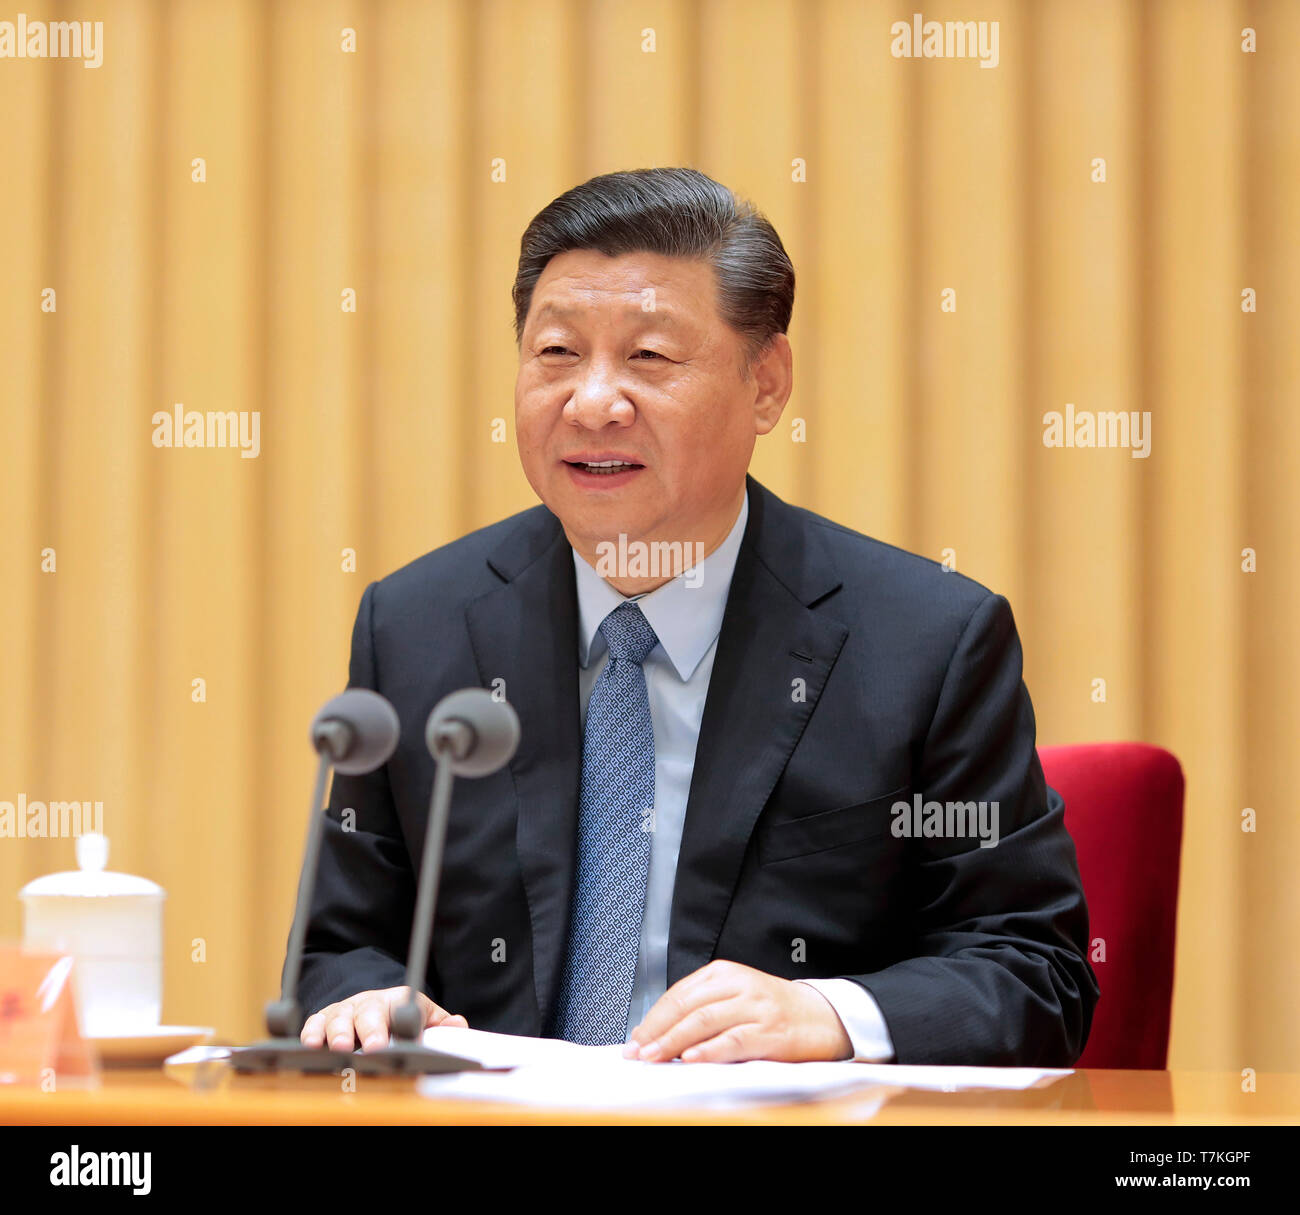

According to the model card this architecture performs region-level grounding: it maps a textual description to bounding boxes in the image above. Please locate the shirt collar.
[572,492,749,682]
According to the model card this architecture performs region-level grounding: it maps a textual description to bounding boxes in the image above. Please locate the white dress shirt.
[571,493,896,1061]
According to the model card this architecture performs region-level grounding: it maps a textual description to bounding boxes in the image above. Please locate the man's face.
[514,249,790,560]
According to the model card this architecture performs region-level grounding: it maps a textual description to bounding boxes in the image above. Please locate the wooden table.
[3,1065,1297,1125]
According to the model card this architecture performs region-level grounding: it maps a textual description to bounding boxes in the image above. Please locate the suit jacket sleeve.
[845,592,1099,1065]
[288,581,421,1016]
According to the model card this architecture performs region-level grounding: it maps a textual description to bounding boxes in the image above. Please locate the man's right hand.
[299,988,468,1052]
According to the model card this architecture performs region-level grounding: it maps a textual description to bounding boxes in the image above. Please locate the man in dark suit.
[294,167,1098,1065]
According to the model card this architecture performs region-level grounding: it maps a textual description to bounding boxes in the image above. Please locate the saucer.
[88,1025,216,1064]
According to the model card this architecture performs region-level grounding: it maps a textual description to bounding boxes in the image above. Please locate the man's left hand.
[623,960,854,1063]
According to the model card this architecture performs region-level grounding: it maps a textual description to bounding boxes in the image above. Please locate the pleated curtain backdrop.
[0,0,1295,1069]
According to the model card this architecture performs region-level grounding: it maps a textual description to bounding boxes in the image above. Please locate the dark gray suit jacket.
[294,476,1099,1064]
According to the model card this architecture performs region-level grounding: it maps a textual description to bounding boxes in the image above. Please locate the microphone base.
[351,1041,485,1075]
[232,1039,358,1074]
[231,1038,483,1075]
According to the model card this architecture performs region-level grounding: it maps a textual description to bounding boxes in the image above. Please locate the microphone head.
[311,689,400,774]
[425,688,520,778]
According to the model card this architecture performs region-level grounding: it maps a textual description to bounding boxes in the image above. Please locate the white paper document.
[165,1044,234,1065]
[420,1026,627,1069]
[417,1026,1072,1110]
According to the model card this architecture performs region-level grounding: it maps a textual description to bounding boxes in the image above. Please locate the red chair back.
[1038,743,1185,1069]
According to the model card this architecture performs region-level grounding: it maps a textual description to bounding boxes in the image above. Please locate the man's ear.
[750,333,794,436]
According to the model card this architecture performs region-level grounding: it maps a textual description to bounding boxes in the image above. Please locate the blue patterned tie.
[550,601,659,1045]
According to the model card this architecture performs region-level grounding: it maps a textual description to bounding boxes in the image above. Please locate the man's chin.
[548,488,657,543]
[556,507,666,562]
[567,517,655,551]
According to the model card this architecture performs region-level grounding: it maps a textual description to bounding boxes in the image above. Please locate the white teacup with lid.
[19,832,165,1037]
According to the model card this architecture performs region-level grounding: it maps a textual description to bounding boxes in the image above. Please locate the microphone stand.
[235,744,371,1074]
[351,722,482,1074]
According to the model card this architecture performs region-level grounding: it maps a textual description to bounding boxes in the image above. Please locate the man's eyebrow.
[530,301,690,329]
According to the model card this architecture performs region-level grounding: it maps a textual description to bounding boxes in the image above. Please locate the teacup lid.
[18,833,165,899]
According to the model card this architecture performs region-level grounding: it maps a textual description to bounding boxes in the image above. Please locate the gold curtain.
[1,0,1295,1069]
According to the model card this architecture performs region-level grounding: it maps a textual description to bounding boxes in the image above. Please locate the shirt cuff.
[795,978,896,1062]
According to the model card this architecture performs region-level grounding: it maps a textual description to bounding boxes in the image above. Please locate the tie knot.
[598,602,659,665]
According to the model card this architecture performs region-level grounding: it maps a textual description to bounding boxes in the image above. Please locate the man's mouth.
[563,457,645,476]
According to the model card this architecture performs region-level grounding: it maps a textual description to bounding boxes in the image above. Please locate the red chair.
[1038,743,1185,1069]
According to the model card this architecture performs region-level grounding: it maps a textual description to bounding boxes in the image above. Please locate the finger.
[633,994,751,1062]
[324,1003,359,1052]
[420,998,468,1029]
[628,963,743,1049]
[627,966,730,1047]
[353,997,391,1052]
[300,1011,326,1048]
[678,1021,766,1064]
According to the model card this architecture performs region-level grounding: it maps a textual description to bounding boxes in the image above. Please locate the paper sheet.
[420,1025,625,1069]
[416,1026,1072,1110]
[419,1058,895,1110]
[165,1044,234,1065]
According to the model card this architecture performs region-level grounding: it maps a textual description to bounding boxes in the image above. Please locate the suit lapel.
[667,479,848,985]
[465,508,581,1027]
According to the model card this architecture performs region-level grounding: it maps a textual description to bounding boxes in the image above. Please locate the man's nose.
[564,358,635,428]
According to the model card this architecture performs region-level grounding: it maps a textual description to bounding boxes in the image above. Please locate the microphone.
[424,687,523,778]
[366,690,519,1071]
[235,689,399,1074]
[310,689,402,774]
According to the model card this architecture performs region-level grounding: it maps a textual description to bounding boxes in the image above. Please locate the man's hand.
[623,960,854,1063]
[300,987,468,1052]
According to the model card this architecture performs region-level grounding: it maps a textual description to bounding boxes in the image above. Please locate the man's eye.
[632,349,665,360]
[539,346,571,356]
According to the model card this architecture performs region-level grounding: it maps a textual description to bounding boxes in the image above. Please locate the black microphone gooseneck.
[234,689,399,1074]
[375,689,521,1067]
